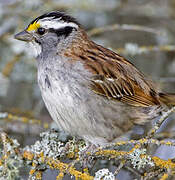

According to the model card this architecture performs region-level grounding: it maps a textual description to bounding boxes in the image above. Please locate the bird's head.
[14,11,81,57]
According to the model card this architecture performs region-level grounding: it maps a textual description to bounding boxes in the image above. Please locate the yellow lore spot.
[27,21,40,31]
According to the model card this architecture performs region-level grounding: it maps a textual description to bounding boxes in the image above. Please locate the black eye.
[37,27,46,35]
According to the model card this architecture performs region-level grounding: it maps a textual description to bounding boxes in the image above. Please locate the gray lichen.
[94,168,115,180]
[128,148,154,170]
[0,138,23,180]
[25,130,65,160]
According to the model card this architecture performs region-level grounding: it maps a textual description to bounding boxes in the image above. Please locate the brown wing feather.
[91,74,159,107]
[86,43,160,107]
[64,32,161,107]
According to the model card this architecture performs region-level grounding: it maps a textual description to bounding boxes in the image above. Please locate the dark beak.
[14,30,33,42]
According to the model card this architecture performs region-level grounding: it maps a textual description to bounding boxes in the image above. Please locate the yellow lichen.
[22,117,28,123]
[38,152,45,163]
[29,169,36,175]
[115,141,127,146]
[43,123,49,129]
[160,173,169,180]
[67,152,75,159]
[8,114,13,120]
[56,172,64,180]
[139,138,147,144]
[35,171,42,180]
[1,112,48,129]
[165,141,173,146]
[2,55,21,77]
[32,162,37,167]
[96,149,127,158]
[0,160,3,166]
[83,168,89,173]
[23,151,34,161]
[153,156,175,169]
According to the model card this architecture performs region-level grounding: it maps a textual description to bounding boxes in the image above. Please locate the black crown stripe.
[30,11,80,27]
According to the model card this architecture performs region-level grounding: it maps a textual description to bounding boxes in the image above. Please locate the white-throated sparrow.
[14,11,175,145]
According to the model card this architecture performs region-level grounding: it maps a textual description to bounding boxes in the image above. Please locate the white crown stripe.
[39,17,56,21]
[39,20,78,29]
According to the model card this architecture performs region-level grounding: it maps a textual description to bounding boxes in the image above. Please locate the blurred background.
[1,0,175,179]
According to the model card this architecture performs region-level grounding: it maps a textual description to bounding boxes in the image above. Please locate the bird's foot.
[67,143,98,171]
[78,143,98,168]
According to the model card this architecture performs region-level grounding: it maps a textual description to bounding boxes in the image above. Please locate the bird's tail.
[159,93,175,106]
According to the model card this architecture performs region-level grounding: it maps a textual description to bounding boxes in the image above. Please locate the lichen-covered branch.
[2,54,23,77]
[115,44,175,55]
[1,124,175,180]
[88,24,164,36]
[0,105,174,179]
[147,107,175,138]
[0,112,49,129]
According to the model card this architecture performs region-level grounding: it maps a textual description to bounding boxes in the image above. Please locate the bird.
[14,11,175,146]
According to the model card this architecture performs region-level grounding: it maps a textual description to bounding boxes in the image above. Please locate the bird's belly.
[39,76,122,142]
[40,81,135,144]
[38,72,157,145]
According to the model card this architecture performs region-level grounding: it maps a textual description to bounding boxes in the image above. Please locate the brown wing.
[64,33,161,107]
[91,73,159,107]
[82,41,160,107]
[87,44,160,107]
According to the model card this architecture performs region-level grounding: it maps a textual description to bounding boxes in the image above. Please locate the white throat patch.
[29,41,42,57]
